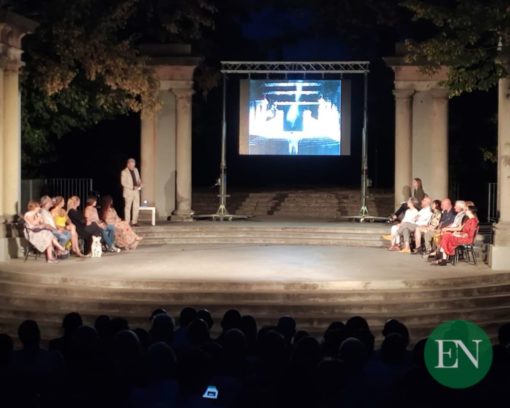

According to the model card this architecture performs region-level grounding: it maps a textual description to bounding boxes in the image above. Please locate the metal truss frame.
[220,61,370,74]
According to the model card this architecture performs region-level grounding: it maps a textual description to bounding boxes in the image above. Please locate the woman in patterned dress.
[24,200,67,263]
[99,195,142,250]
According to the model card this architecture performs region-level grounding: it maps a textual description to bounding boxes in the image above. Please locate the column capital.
[1,46,23,72]
[496,50,510,71]
[172,88,194,99]
[430,88,449,99]
[393,89,415,99]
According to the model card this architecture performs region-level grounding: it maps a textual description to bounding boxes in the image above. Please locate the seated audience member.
[387,197,419,251]
[414,199,442,254]
[423,198,456,255]
[433,205,479,266]
[428,200,469,257]
[84,196,120,253]
[99,195,142,250]
[11,320,65,407]
[48,312,83,360]
[51,196,85,257]
[67,196,104,254]
[39,195,72,250]
[389,178,426,222]
[129,342,179,408]
[443,200,467,232]
[24,200,68,263]
[398,196,433,254]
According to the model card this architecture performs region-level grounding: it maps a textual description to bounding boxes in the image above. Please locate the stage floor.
[0,244,495,290]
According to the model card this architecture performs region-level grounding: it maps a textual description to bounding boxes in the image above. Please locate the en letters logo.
[425,320,493,389]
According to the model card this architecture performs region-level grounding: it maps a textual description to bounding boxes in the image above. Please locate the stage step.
[135,222,389,247]
[0,265,509,345]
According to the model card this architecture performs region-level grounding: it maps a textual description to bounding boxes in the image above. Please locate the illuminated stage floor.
[0,244,508,343]
[0,244,493,289]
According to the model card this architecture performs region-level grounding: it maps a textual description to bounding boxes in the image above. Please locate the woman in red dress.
[433,205,479,266]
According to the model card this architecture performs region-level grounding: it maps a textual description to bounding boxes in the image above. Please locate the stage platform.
[1,234,509,345]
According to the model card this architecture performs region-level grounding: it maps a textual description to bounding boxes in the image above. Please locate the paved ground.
[0,244,497,289]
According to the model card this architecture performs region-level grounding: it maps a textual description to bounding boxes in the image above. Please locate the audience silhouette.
[0,309,508,407]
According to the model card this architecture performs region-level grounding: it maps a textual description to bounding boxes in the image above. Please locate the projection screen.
[239,79,351,156]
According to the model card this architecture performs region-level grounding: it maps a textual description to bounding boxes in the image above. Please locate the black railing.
[21,178,94,211]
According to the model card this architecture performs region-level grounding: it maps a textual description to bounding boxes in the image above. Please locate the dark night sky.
[42,3,497,215]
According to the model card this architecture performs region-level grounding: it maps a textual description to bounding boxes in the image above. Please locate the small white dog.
[91,236,102,258]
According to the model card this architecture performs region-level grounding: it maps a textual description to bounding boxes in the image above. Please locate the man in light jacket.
[121,158,142,226]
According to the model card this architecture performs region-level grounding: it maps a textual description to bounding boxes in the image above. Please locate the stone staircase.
[135,222,388,247]
[0,267,509,344]
[192,187,394,219]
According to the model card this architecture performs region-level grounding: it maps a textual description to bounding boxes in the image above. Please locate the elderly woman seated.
[24,200,68,263]
[39,195,71,250]
[432,205,479,266]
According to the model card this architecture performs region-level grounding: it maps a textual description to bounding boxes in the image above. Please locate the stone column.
[3,64,21,219]
[393,89,414,208]
[490,57,510,270]
[172,88,194,221]
[429,89,449,200]
[140,109,156,206]
[0,64,4,220]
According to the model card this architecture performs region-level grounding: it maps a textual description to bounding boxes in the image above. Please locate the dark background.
[39,3,497,216]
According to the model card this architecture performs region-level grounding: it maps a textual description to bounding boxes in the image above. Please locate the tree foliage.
[1,0,215,173]
[403,0,510,95]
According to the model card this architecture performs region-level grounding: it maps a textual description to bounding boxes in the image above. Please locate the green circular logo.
[425,320,493,389]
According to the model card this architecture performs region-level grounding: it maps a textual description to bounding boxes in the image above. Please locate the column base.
[0,223,22,261]
[489,245,510,270]
[170,209,194,222]
[490,222,510,270]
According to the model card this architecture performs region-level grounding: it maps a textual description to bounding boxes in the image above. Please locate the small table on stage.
[139,206,156,226]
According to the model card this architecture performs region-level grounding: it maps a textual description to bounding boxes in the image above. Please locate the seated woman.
[84,196,120,253]
[389,178,426,222]
[24,200,68,263]
[433,205,479,266]
[387,197,419,251]
[51,196,85,257]
[99,196,142,250]
[67,196,105,254]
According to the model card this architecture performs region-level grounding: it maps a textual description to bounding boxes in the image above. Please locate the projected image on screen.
[248,80,341,155]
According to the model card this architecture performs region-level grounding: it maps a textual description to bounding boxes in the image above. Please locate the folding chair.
[22,224,44,262]
[453,227,479,266]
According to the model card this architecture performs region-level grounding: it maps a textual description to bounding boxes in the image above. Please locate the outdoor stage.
[0,220,508,345]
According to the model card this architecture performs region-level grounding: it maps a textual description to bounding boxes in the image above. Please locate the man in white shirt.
[398,196,432,253]
[388,197,420,250]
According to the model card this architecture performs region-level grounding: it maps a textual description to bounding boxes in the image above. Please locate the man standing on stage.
[121,158,142,226]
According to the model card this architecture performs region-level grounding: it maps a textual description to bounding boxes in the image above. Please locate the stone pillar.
[393,89,414,207]
[140,109,156,206]
[0,12,38,261]
[3,65,21,219]
[490,59,510,270]
[429,89,449,200]
[172,88,194,221]
[0,64,4,219]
